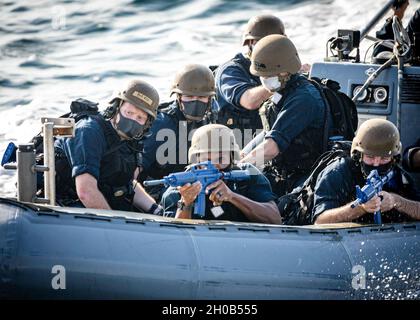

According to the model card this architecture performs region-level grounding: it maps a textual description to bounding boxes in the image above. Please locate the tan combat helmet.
[188,124,241,163]
[242,14,285,46]
[351,119,402,157]
[171,64,216,97]
[116,80,160,119]
[250,34,302,77]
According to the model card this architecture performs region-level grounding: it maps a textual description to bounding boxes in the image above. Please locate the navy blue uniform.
[312,157,420,224]
[263,74,330,193]
[214,53,263,145]
[160,163,278,222]
[140,101,207,179]
[56,118,107,181]
[55,116,139,210]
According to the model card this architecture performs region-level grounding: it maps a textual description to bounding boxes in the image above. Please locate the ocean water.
[0,0,419,196]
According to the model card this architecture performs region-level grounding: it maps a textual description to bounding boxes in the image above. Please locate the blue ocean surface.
[0,0,419,195]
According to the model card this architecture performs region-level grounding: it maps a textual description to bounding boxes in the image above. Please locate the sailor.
[160,124,280,224]
[214,14,286,147]
[240,35,331,196]
[313,119,420,224]
[54,80,163,214]
[373,1,420,59]
[139,64,215,200]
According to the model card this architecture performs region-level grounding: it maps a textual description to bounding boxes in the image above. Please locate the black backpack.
[31,98,101,156]
[277,141,353,225]
[260,76,358,154]
[0,98,104,193]
[309,77,358,142]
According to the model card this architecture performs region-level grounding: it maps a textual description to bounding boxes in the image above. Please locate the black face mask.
[181,100,208,121]
[361,161,394,178]
[116,112,147,140]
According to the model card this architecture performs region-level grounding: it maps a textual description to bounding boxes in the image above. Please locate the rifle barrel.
[143,179,165,187]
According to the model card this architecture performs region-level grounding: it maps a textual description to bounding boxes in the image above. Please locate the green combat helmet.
[250,34,302,77]
[115,80,160,119]
[351,118,402,157]
[171,64,215,97]
[242,14,285,46]
[188,124,241,163]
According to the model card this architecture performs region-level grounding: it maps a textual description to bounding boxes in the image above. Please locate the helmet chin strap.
[247,45,253,59]
[110,99,124,129]
[241,40,253,59]
[278,73,291,90]
[177,97,193,121]
[177,95,186,110]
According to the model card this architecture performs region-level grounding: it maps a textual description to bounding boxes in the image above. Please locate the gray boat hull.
[0,199,419,299]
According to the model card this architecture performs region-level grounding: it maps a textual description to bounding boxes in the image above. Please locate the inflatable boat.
[0,197,419,299]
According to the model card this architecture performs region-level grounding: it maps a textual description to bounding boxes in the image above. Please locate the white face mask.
[260,76,282,92]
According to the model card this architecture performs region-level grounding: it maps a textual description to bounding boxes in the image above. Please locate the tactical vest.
[56,114,140,211]
[260,78,328,176]
[277,144,355,225]
[150,103,208,178]
[201,181,251,222]
[216,56,263,139]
